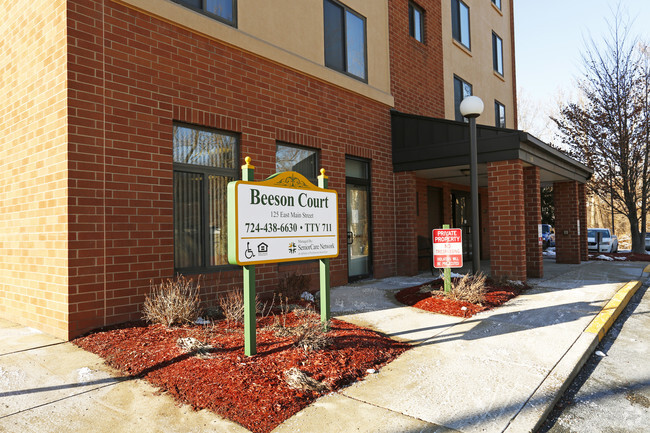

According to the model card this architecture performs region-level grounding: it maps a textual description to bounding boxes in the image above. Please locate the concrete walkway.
[1,259,649,433]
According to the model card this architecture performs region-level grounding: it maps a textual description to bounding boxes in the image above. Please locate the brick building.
[1,0,591,339]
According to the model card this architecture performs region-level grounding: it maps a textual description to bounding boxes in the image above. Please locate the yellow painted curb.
[643,263,650,273]
[585,280,642,341]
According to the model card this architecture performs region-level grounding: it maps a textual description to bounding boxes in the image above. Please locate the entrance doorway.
[346,157,371,281]
[451,190,474,261]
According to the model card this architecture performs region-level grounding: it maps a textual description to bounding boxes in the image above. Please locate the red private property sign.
[433,228,463,268]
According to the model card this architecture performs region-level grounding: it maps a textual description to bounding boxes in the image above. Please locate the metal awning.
[391,110,593,186]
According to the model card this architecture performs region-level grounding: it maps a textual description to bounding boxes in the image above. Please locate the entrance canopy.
[391,110,592,185]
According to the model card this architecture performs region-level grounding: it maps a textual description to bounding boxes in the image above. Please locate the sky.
[514,0,650,142]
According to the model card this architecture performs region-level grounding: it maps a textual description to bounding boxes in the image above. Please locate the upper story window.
[276,143,319,184]
[173,123,238,271]
[409,2,424,43]
[492,0,502,10]
[173,0,236,27]
[451,0,470,50]
[324,0,367,81]
[453,75,473,122]
[494,101,506,128]
[492,32,504,75]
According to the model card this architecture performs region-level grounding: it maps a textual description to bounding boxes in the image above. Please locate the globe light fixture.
[460,96,484,274]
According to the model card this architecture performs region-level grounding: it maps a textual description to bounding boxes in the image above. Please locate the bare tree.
[553,9,649,253]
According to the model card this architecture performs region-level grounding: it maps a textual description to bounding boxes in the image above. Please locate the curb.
[504,277,644,433]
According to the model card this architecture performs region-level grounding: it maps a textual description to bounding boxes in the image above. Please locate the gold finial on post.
[242,156,255,170]
[318,168,328,179]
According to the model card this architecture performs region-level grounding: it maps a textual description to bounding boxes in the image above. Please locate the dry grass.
[439,272,488,304]
[142,275,201,327]
[217,289,274,325]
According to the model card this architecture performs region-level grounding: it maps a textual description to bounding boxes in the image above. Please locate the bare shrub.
[292,316,331,353]
[142,275,201,327]
[442,272,487,304]
[218,289,272,325]
[278,272,311,295]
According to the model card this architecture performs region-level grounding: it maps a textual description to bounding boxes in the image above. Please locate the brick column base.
[524,166,542,278]
[488,160,526,281]
[554,181,581,264]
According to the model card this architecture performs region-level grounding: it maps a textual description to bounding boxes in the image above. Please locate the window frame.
[275,142,320,185]
[494,100,506,128]
[323,0,368,82]
[408,1,425,43]
[453,75,473,122]
[451,0,471,50]
[492,31,504,76]
[171,0,237,27]
[173,122,240,273]
[492,0,502,11]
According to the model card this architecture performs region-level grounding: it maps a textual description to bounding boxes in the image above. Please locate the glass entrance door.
[452,190,473,260]
[346,158,371,281]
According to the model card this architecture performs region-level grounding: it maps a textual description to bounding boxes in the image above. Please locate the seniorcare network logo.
[288,242,297,254]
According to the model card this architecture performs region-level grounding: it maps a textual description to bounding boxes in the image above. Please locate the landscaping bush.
[143,275,201,327]
[441,272,488,304]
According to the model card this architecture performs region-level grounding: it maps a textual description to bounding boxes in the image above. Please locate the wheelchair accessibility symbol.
[244,242,255,259]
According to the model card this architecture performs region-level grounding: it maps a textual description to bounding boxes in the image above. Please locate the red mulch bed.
[73,311,409,433]
[395,278,525,317]
[589,252,650,261]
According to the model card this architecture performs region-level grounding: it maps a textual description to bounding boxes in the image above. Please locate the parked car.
[541,224,555,249]
[646,232,650,251]
[587,228,618,253]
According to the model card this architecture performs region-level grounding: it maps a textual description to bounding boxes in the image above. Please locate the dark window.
[173,123,238,271]
[451,0,470,49]
[276,143,319,184]
[492,32,504,75]
[492,0,502,10]
[494,101,506,128]
[409,2,424,43]
[173,0,236,26]
[453,75,473,122]
[324,0,367,81]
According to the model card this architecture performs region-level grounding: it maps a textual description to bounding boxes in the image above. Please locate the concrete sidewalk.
[1,259,649,433]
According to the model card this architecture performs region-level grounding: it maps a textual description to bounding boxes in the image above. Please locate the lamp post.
[460,96,484,275]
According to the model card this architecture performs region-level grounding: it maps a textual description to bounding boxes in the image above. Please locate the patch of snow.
[195,317,210,325]
[595,350,607,357]
[76,367,94,383]
[366,368,377,374]
[614,257,627,261]
[596,255,614,261]
[543,250,556,257]
[300,291,315,302]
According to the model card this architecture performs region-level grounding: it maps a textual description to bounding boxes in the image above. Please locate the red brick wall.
[395,172,418,275]
[65,0,394,338]
[554,181,581,264]
[524,166,542,278]
[487,160,526,281]
[388,0,444,117]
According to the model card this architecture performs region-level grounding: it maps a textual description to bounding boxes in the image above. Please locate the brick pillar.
[554,181,581,264]
[480,188,490,260]
[524,166,542,278]
[395,171,418,275]
[488,160,526,281]
[578,183,588,261]
[442,184,452,225]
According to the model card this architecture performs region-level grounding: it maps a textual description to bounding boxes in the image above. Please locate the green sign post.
[227,157,338,356]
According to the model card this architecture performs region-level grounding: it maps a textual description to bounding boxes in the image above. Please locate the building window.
[323,0,367,81]
[454,75,473,122]
[173,123,238,270]
[276,143,319,184]
[409,2,424,43]
[492,0,502,10]
[495,101,506,128]
[493,32,504,75]
[451,0,470,49]
[173,0,236,27]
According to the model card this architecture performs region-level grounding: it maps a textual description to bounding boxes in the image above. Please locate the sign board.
[432,228,463,268]
[538,224,543,246]
[228,171,338,265]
